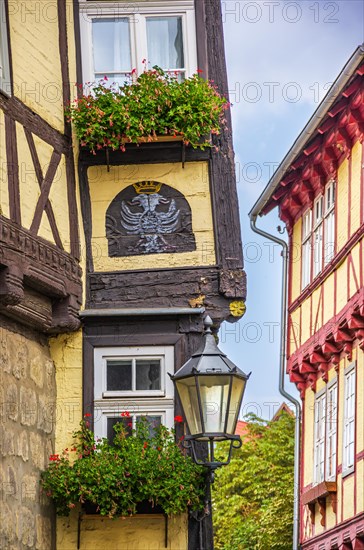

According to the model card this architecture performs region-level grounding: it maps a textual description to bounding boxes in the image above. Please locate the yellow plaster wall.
[325,497,336,530]
[289,309,301,354]
[40,154,71,253]
[301,299,311,342]
[0,109,9,217]
[290,218,302,304]
[311,287,322,334]
[16,122,41,230]
[9,1,64,131]
[357,461,364,514]
[49,331,83,453]
[88,162,216,272]
[57,512,188,550]
[336,158,349,252]
[303,390,315,487]
[15,124,72,252]
[323,274,335,325]
[350,140,362,236]
[348,241,361,298]
[342,475,355,520]
[335,260,347,314]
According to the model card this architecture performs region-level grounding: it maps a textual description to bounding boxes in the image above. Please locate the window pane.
[147,17,184,70]
[92,18,131,74]
[106,360,132,391]
[136,360,161,390]
[313,225,323,276]
[324,211,335,265]
[302,240,311,288]
[107,417,132,443]
[136,415,162,438]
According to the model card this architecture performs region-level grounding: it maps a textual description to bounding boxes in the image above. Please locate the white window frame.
[79,1,198,83]
[301,209,312,290]
[0,0,11,96]
[94,345,175,442]
[314,389,326,484]
[313,195,323,278]
[323,180,335,266]
[313,379,338,485]
[300,180,336,290]
[342,362,356,476]
[325,380,337,481]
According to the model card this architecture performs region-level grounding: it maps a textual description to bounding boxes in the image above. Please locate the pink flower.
[104,76,109,81]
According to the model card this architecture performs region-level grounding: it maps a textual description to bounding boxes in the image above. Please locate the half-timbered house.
[251,45,364,549]
[1,0,82,547]
[0,1,246,548]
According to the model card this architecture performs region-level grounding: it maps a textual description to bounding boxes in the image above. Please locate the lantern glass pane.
[226,376,246,434]
[198,375,230,434]
[176,378,202,435]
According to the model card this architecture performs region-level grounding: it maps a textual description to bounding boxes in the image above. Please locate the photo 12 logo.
[222,2,340,25]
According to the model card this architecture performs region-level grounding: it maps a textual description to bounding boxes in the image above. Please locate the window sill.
[342,466,355,479]
[302,480,337,504]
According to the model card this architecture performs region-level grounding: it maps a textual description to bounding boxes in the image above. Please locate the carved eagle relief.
[106,181,196,257]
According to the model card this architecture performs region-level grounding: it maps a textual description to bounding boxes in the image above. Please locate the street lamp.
[170,315,250,480]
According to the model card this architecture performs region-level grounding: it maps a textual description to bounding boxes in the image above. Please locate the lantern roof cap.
[171,316,250,380]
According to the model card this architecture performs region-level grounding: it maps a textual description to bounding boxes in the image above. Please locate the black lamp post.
[170,315,250,480]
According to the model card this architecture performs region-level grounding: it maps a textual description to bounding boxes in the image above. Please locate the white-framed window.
[313,196,323,278]
[302,209,312,289]
[94,345,175,442]
[0,0,11,96]
[300,181,336,290]
[324,180,335,266]
[79,1,198,85]
[313,380,338,484]
[314,390,326,484]
[325,381,337,480]
[343,363,356,474]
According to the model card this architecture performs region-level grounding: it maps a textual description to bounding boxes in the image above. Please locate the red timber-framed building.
[252,45,364,549]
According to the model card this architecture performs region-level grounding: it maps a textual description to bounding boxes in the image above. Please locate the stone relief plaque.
[106,181,196,257]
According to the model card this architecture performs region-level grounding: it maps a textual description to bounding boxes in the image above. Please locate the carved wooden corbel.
[317,496,326,526]
[0,264,24,305]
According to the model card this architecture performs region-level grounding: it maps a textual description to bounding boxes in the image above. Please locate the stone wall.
[0,317,56,549]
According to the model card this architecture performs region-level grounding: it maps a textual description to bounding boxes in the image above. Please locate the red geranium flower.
[174,415,184,423]
[84,413,91,418]
[121,411,130,418]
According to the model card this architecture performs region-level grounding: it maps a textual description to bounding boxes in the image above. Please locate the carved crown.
[133,181,162,194]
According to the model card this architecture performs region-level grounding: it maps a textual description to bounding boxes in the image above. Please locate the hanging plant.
[65,67,229,154]
[40,415,205,518]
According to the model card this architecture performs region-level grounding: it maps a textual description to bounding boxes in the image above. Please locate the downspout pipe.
[249,214,301,550]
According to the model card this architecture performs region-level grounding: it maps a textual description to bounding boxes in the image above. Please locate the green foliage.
[41,417,205,518]
[212,412,295,550]
[65,67,228,153]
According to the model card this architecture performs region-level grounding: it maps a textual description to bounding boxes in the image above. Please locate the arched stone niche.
[106,181,196,257]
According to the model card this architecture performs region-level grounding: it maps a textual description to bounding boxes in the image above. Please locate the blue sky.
[219,1,364,419]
